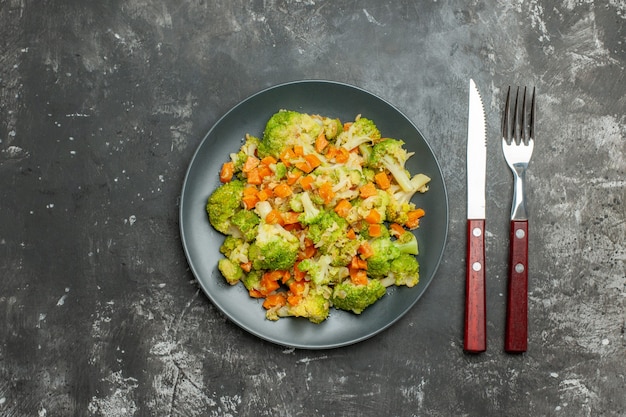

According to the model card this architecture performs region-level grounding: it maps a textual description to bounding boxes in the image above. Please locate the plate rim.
[179,79,449,349]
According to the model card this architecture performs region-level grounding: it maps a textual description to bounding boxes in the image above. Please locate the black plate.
[180,80,448,349]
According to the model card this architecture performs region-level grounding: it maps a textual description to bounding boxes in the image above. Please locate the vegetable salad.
[206,110,430,323]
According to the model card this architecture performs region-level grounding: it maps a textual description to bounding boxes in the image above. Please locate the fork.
[502,86,535,353]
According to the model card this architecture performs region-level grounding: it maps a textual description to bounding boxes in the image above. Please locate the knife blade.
[464,79,487,353]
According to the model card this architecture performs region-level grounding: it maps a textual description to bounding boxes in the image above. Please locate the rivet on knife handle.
[505,220,528,352]
[465,219,486,352]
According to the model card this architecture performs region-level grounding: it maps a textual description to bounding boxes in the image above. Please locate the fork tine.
[502,86,511,143]
[512,87,520,145]
[521,87,528,145]
[529,87,536,142]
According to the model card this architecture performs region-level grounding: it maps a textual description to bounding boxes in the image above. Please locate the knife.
[464,79,487,353]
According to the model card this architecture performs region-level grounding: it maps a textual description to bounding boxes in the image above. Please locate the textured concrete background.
[1,0,624,416]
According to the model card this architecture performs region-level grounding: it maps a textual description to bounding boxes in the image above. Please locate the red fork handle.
[505,220,528,353]
[464,219,486,353]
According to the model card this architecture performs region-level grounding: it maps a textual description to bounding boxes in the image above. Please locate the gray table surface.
[1,1,624,416]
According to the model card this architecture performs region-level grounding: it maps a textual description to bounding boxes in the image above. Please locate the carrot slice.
[325,145,338,160]
[334,199,352,218]
[242,156,260,173]
[300,175,315,190]
[335,147,350,163]
[358,241,374,259]
[294,161,313,174]
[304,154,321,170]
[364,209,382,224]
[243,186,258,196]
[406,208,425,229]
[359,182,377,198]
[293,145,304,156]
[220,161,234,183]
[257,164,273,179]
[287,294,302,306]
[318,182,335,204]
[264,270,285,282]
[249,289,264,298]
[346,228,357,240]
[299,244,317,260]
[283,223,302,232]
[242,195,259,210]
[390,223,406,237]
[273,183,292,198]
[257,188,273,201]
[240,261,252,272]
[280,148,296,166]
[260,156,277,166]
[368,223,382,237]
[286,170,302,185]
[246,168,262,185]
[315,133,329,153]
[263,293,287,309]
[289,281,307,296]
[374,172,390,189]
[265,209,285,225]
[350,256,368,270]
[282,211,301,225]
[349,268,368,285]
[259,275,280,295]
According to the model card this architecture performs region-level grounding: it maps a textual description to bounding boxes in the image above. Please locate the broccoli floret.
[248,223,299,270]
[274,162,287,180]
[218,258,244,285]
[358,221,390,240]
[316,166,361,200]
[358,189,390,222]
[331,279,386,314]
[242,270,262,292]
[306,211,349,252]
[322,117,343,140]
[276,287,330,324]
[220,236,245,258]
[361,167,376,183]
[326,238,361,267]
[394,231,419,255]
[366,238,400,278]
[368,139,418,192]
[219,236,250,264]
[298,191,323,225]
[336,117,381,151]
[206,180,245,235]
[298,255,348,286]
[366,233,419,278]
[231,209,260,242]
[258,110,323,158]
[389,253,420,287]
[385,197,414,225]
[289,193,304,212]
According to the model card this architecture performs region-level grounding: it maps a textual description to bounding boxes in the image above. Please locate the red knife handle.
[464,219,486,353]
[505,220,528,353]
